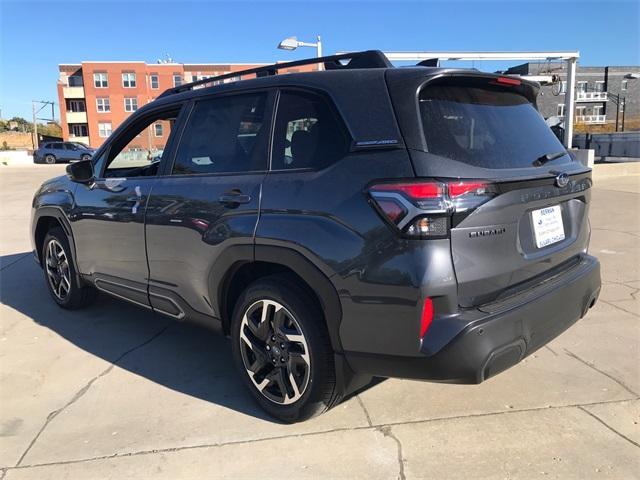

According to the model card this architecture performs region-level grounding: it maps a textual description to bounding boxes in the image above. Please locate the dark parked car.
[30,51,601,422]
[34,141,95,164]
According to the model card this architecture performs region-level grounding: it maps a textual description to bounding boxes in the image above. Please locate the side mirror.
[66,159,94,183]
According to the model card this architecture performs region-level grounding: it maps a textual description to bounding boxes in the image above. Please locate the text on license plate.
[532,205,565,248]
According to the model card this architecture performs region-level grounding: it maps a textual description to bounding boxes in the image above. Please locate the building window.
[94,72,108,88]
[98,122,112,138]
[96,97,110,112]
[154,123,163,137]
[559,81,566,94]
[122,72,137,88]
[620,100,625,113]
[68,75,83,87]
[621,80,628,91]
[68,100,86,112]
[150,74,159,89]
[593,105,603,116]
[595,81,605,93]
[173,74,183,87]
[576,106,586,117]
[124,97,138,112]
[577,81,588,93]
[557,104,565,117]
[70,124,88,137]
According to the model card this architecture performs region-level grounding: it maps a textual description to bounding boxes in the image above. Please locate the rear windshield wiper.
[533,151,567,167]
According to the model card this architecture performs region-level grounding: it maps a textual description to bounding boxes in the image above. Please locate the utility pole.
[31,100,56,149]
[32,102,37,150]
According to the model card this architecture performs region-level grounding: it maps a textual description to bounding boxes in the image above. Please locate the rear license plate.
[532,205,565,248]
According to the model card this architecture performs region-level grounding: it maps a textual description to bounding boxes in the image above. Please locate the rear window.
[419,83,569,169]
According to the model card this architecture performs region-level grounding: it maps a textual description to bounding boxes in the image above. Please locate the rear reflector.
[420,298,434,339]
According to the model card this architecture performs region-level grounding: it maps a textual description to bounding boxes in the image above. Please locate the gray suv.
[34,141,95,164]
[31,51,601,422]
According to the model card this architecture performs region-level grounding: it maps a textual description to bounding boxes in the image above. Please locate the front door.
[70,105,185,306]
[145,92,273,319]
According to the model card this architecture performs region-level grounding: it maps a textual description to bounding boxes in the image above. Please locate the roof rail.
[158,50,392,98]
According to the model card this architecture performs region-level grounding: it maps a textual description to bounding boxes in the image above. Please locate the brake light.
[495,76,521,86]
[420,298,434,339]
[371,182,443,198]
[448,181,488,197]
[369,180,497,237]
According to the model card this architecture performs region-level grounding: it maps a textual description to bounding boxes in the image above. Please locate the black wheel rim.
[239,299,311,405]
[45,239,71,300]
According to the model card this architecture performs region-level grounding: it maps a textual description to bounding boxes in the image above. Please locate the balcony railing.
[576,114,607,124]
[66,111,87,123]
[62,86,85,99]
[576,91,608,102]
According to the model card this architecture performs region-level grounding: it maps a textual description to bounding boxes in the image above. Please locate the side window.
[271,90,349,170]
[101,107,181,178]
[52,143,64,150]
[172,93,267,175]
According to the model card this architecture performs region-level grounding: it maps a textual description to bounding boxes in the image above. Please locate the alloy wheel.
[45,239,71,300]
[239,299,311,405]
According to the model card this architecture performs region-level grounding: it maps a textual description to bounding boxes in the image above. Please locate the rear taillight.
[369,179,497,237]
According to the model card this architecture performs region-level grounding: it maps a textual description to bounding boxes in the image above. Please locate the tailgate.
[451,173,592,307]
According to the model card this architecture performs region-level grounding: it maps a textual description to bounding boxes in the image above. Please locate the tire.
[44,154,56,165]
[230,274,341,422]
[81,154,91,161]
[42,227,97,309]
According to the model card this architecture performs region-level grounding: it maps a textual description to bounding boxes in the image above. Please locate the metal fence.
[573,132,640,160]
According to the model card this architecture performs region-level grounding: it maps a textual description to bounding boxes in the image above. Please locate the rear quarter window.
[271,90,349,171]
[419,82,569,169]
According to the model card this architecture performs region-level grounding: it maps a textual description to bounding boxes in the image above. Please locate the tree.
[38,122,62,138]
[8,117,32,132]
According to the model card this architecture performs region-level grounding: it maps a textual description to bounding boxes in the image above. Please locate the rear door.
[390,73,592,307]
[62,143,80,161]
[144,91,274,318]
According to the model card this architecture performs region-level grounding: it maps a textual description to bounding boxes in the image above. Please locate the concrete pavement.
[0,163,638,479]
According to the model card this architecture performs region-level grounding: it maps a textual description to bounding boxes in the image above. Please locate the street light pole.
[278,36,324,70]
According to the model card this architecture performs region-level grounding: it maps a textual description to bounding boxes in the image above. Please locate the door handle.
[219,191,251,206]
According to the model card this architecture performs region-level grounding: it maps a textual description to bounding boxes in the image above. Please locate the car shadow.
[0,252,382,423]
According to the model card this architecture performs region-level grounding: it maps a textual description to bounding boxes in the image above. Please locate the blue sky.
[1,0,638,120]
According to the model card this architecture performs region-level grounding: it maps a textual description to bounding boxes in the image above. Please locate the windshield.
[419,83,571,169]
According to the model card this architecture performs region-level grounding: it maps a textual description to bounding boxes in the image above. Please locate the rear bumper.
[345,254,601,383]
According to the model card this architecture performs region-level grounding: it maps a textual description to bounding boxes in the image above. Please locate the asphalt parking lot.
[0,163,638,479]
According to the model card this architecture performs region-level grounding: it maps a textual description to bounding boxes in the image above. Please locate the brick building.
[57,61,315,148]
[504,63,639,130]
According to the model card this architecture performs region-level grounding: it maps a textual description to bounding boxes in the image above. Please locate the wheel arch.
[33,207,82,288]
[216,245,343,352]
